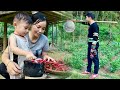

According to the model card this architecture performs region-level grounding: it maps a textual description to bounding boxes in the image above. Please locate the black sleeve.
[92,23,99,45]
[93,23,99,33]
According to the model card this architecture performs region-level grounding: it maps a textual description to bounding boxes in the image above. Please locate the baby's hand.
[26,51,37,60]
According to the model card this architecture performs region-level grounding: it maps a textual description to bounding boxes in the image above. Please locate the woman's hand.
[7,61,21,76]
[43,55,56,62]
[42,51,56,62]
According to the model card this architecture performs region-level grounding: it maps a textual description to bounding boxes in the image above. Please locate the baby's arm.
[9,34,36,60]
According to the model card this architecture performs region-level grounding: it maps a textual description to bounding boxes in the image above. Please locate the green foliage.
[99,55,109,68]
[99,24,110,40]
[0,22,14,38]
[7,24,14,37]
[109,58,120,73]
[99,41,120,68]
[0,22,4,38]
[64,42,87,69]
[69,51,85,69]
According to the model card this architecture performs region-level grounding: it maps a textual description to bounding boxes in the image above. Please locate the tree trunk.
[80,11,84,20]
[3,22,7,51]
[95,11,99,20]
[56,24,58,46]
[52,24,54,46]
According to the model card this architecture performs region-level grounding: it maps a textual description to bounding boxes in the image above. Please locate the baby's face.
[15,20,31,37]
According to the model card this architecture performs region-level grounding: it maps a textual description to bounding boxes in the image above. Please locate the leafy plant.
[109,58,120,73]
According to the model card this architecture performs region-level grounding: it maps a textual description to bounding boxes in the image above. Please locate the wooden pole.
[3,22,7,51]
[72,20,118,24]
[52,24,54,46]
[56,23,58,46]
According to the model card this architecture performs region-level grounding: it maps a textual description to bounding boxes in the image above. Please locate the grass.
[65,69,120,79]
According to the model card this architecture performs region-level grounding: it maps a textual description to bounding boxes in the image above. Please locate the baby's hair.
[31,12,46,24]
[13,12,33,24]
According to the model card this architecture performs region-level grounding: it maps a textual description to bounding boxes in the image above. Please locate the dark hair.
[13,12,33,24]
[31,12,46,24]
[86,12,95,19]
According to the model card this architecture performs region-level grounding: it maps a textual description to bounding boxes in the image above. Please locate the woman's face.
[31,21,47,38]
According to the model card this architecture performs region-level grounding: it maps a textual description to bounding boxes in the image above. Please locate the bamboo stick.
[72,20,118,24]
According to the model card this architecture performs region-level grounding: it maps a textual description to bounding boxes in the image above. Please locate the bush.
[68,52,85,69]
[64,42,87,69]
[99,55,109,68]
[109,58,120,73]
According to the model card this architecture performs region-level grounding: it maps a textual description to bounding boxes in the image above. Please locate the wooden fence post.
[3,22,7,51]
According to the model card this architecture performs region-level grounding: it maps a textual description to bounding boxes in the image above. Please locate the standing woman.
[0,12,54,79]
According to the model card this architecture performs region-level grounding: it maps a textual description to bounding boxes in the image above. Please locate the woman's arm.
[2,47,21,75]
[2,46,11,66]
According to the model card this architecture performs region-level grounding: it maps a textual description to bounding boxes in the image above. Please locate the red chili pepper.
[32,58,69,72]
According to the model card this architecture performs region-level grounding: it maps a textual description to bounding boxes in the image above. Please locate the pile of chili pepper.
[31,58,69,73]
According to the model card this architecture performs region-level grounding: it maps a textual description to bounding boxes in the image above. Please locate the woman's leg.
[0,63,10,79]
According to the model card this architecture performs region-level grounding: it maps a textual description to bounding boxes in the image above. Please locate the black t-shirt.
[88,22,99,38]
